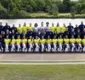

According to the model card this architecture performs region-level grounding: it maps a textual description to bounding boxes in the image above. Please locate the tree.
[26,5,33,13]
[71,6,76,18]
[0,3,9,18]
[63,0,71,12]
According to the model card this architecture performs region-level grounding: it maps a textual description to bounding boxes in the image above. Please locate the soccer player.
[28,36,33,52]
[11,36,16,52]
[57,36,63,52]
[64,35,70,52]
[34,36,40,52]
[4,36,10,52]
[16,35,21,52]
[52,35,57,52]
[82,36,85,52]
[50,23,56,34]
[46,36,52,52]
[22,23,27,34]
[17,24,22,34]
[22,35,27,52]
[69,35,76,52]
[76,35,82,52]
[40,36,46,52]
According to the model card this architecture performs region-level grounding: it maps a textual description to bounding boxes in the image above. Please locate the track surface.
[0,53,85,61]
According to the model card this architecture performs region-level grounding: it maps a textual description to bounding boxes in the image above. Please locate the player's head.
[47,36,50,39]
[19,24,21,27]
[12,36,14,39]
[46,22,49,27]
[81,21,83,25]
[0,22,2,26]
[24,23,26,26]
[6,35,9,39]
[63,23,66,27]
[65,35,68,38]
[35,36,39,39]
[6,23,8,26]
[52,23,54,27]
[17,35,20,39]
[54,35,56,39]
[75,24,78,27]
[57,23,59,27]
[23,35,26,39]
[29,36,32,39]
[69,23,71,26]
[71,35,74,38]
[34,23,38,27]
[41,36,44,39]
[41,22,43,27]
[29,23,32,26]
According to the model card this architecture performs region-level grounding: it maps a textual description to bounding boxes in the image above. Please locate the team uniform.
[34,38,40,52]
[40,39,46,52]
[17,27,22,34]
[70,38,76,52]
[28,39,33,52]
[16,39,21,52]
[52,39,57,52]
[64,39,70,52]
[57,38,63,52]
[46,39,52,52]
[76,38,82,52]
[4,39,10,52]
[55,27,61,38]
[22,39,27,52]
[82,39,85,52]
[11,39,16,52]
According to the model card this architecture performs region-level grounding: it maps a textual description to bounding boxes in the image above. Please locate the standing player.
[57,36,63,52]
[34,36,40,52]
[46,36,52,52]
[64,35,70,52]
[22,35,27,52]
[4,36,10,52]
[76,35,82,52]
[28,36,33,52]
[82,36,85,52]
[40,36,46,52]
[69,35,76,52]
[16,35,21,52]
[11,36,16,52]
[52,35,57,52]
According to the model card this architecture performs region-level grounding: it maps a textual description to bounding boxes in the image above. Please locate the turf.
[0,65,85,80]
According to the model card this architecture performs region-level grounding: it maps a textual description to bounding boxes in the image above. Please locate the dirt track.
[0,53,85,61]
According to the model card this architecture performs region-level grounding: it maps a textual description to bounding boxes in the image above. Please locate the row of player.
[0,35,85,52]
[0,21,85,39]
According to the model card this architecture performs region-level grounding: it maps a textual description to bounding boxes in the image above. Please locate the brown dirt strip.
[0,53,85,61]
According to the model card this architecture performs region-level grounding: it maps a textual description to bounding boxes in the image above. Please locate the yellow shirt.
[11,39,16,44]
[82,39,85,44]
[4,39,10,44]
[76,38,81,43]
[34,39,40,43]
[57,39,63,44]
[55,27,61,33]
[16,39,21,44]
[70,39,76,43]
[40,39,46,44]
[64,39,69,43]
[46,39,52,44]
[52,39,57,43]
[22,39,27,43]
[50,26,56,33]
[28,39,33,44]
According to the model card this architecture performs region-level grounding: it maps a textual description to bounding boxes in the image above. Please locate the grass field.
[0,65,85,80]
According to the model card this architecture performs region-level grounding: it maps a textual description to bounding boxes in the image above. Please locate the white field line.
[0,62,85,65]
[1,59,85,62]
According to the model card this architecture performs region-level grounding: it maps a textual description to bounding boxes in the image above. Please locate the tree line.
[0,0,85,18]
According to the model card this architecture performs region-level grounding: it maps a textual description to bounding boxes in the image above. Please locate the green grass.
[0,65,85,80]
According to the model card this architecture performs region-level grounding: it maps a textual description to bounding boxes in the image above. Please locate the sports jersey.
[57,39,63,44]
[64,39,69,44]
[17,27,22,33]
[61,27,67,33]
[22,39,27,44]
[11,39,16,44]
[55,27,61,34]
[76,38,81,43]
[4,39,10,44]
[52,39,57,43]
[28,39,33,44]
[16,39,21,44]
[34,39,40,44]
[27,26,33,31]
[82,39,85,44]
[69,39,76,43]
[22,26,27,34]
[50,26,56,33]
[40,39,46,44]
[46,39,52,44]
